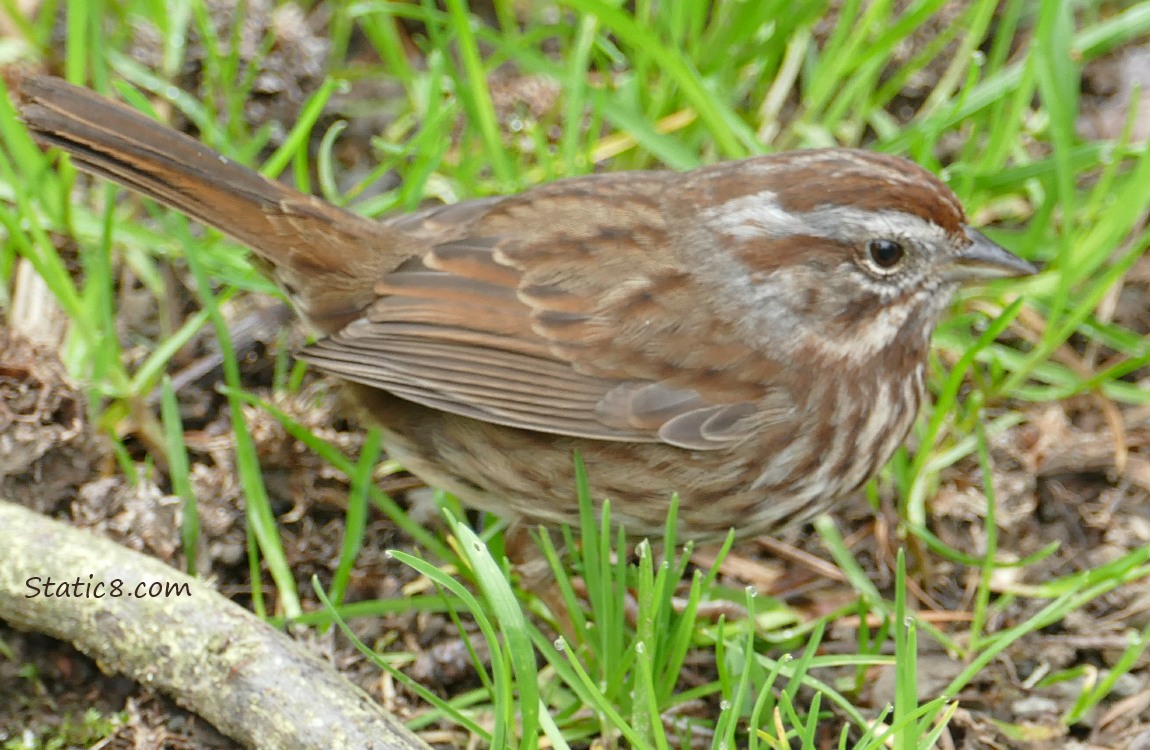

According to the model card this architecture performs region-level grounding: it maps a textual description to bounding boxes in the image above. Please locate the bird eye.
[866,239,905,271]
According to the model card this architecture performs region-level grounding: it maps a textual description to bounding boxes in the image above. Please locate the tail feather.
[13,74,394,333]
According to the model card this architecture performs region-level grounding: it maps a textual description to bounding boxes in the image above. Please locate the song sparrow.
[14,75,1034,541]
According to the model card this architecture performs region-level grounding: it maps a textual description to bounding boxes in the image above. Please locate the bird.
[12,73,1035,545]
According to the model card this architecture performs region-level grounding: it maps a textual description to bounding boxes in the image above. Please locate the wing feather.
[300,182,782,449]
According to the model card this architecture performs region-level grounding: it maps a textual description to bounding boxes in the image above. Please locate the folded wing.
[301,180,787,450]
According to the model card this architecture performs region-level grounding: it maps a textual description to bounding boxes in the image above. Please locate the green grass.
[2,0,1150,747]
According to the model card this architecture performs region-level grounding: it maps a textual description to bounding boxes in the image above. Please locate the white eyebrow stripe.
[700,189,947,244]
[704,190,809,240]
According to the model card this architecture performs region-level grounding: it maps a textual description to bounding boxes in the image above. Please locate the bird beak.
[947,226,1037,282]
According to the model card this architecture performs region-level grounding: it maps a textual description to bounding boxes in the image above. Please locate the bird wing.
[300,177,786,450]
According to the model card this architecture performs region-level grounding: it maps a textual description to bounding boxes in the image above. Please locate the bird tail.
[11,73,392,333]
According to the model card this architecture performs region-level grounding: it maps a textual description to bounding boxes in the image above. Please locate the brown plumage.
[13,74,1035,540]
